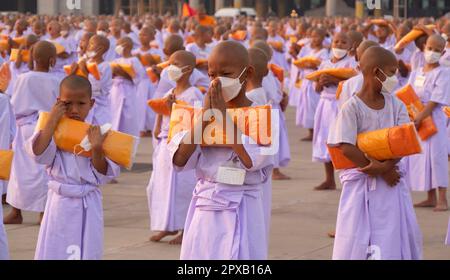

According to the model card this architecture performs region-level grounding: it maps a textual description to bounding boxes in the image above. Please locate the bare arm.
[88,126,108,175]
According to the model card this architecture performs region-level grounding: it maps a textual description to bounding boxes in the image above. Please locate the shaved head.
[356,40,379,61]
[248,47,269,78]
[163,34,184,56]
[251,40,272,60]
[60,75,92,98]
[426,34,446,51]
[170,50,196,68]
[210,41,249,70]
[360,46,397,75]
[33,40,56,65]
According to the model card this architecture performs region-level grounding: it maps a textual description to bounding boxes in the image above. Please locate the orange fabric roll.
[0,62,11,92]
[0,40,9,51]
[293,57,321,69]
[230,30,247,41]
[139,53,161,66]
[63,64,88,78]
[289,36,298,44]
[147,98,186,116]
[146,67,159,83]
[394,24,435,51]
[196,58,208,66]
[335,81,345,100]
[371,19,389,26]
[395,84,437,140]
[305,68,357,82]
[12,37,25,46]
[268,41,283,50]
[110,62,136,79]
[86,62,101,80]
[167,103,272,146]
[197,86,207,94]
[10,49,30,62]
[328,123,422,170]
[0,150,13,180]
[185,35,195,44]
[156,61,170,69]
[52,42,66,54]
[444,107,450,118]
[35,112,138,169]
[269,63,284,84]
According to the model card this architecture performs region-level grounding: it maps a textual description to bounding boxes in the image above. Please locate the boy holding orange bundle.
[328,46,422,260]
[406,34,449,211]
[147,50,203,244]
[27,75,119,260]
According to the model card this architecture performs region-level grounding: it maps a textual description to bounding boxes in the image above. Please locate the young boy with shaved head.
[5,41,60,225]
[328,46,422,260]
[406,34,449,211]
[171,41,273,259]
[27,75,119,260]
[147,50,203,245]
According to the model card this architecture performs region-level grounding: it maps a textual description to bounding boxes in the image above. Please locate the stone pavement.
[4,108,450,259]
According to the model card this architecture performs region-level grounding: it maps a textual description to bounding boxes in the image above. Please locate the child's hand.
[49,100,67,124]
[77,59,89,76]
[166,93,176,111]
[209,78,226,115]
[381,167,401,187]
[413,112,425,130]
[87,125,107,152]
[358,155,388,176]
[315,82,324,93]
[280,91,289,112]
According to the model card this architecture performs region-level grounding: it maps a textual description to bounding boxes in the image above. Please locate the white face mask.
[167,64,187,82]
[115,45,124,56]
[331,48,347,59]
[60,30,68,37]
[218,68,247,102]
[442,33,449,42]
[97,30,107,37]
[86,51,97,59]
[424,50,442,64]
[376,68,398,93]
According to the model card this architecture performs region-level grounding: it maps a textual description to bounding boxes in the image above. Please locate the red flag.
[182,3,197,17]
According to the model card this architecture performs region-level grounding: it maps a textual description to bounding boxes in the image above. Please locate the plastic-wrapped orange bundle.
[293,57,321,69]
[0,62,11,92]
[0,150,13,180]
[52,42,66,55]
[110,62,136,79]
[167,103,272,146]
[371,19,389,26]
[230,30,247,41]
[146,67,158,83]
[139,54,161,66]
[394,24,435,51]
[147,98,188,116]
[12,37,25,46]
[196,58,208,66]
[10,49,30,62]
[335,81,345,99]
[444,107,450,118]
[289,36,298,44]
[35,112,138,169]
[0,40,8,51]
[63,63,101,80]
[269,63,284,84]
[268,41,283,50]
[328,123,422,170]
[395,84,437,140]
[305,68,357,82]
[156,61,170,69]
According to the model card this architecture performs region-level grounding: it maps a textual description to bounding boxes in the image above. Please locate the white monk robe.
[46,36,75,79]
[7,71,60,212]
[109,56,145,137]
[25,130,120,260]
[85,60,113,126]
[147,87,203,232]
[328,93,422,260]
[0,94,15,260]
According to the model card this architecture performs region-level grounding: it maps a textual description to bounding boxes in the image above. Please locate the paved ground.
[4,107,450,259]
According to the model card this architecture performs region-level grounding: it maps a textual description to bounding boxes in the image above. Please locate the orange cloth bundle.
[0,62,11,92]
[12,37,25,46]
[10,48,30,62]
[394,24,435,51]
[268,41,283,51]
[185,35,195,44]
[293,57,321,69]
[444,107,450,118]
[335,81,345,99]
[289,36,298,44]
[156,61,170,69]
[230,30,247,41]
[35,112,138,169]
[63,63,101,80]
[305,68,358,82]
[139,54,161,66]
[147,98,188,116]
[371,19,389,26]
[197,86,207,94]
[328,123,422,170]
[395,84,437,140]
[52,42,66,55]
[167,103,272,146]
[269,63,284,84]
[196,58,208,66]
[146,67,158,83]
[110,62,136,79]
[0,150,13,180]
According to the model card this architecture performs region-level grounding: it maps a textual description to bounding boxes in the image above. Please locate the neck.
[91,55,104,64]
[123,52,131,58]
[196,41,205,48]
[358,80,380,102]
[140,44,150,51]
[331,54,346,63]
[424,62,439,72]
[34,65,49,72]
[246,79,262,92]
[228,89,253,108]
[175,78,191,93]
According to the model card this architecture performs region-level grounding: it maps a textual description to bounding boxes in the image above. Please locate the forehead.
[60,86,91,100]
